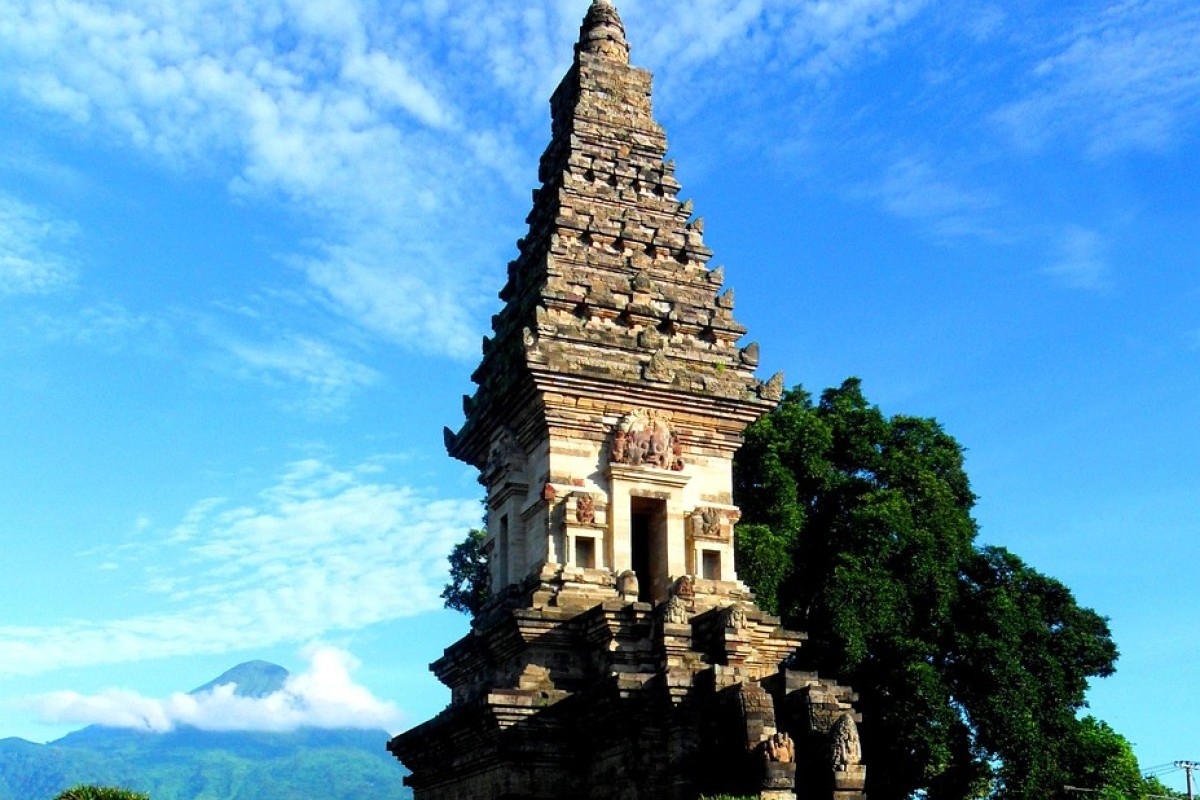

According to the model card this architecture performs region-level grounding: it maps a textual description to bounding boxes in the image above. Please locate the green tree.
[734,379,1121,800]
[441,528,490,615]
[1057,716,1150,800]
[54,787,150,800]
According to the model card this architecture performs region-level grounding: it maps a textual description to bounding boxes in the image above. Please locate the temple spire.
[578,0,629,62]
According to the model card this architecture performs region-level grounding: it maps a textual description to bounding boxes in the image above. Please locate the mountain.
[188,660,289,699]
[0,662,412,800]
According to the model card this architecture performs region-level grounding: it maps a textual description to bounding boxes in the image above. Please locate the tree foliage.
[441,528,490,615]
[734,379,1125,800]
[54,787,150,800]
[1058,716,1151,800]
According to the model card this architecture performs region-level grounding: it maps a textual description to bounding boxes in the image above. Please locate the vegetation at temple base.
[54,787,150,800]
[733,379,1150,800]
[441,527,489,615]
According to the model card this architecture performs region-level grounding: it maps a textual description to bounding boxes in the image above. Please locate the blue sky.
[1,0,1197,786]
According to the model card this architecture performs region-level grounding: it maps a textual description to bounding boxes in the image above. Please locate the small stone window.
[576,536,596,569]
[701,549,722,580]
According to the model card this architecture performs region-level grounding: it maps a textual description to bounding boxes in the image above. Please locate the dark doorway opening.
[630,496,668,603]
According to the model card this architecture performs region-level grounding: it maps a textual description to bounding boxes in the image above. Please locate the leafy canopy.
[734,379,1131,800]
[441,527,489,615]
[54,787,150,800]
[438,379,1144,800]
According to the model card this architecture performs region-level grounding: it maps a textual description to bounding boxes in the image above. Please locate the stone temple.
[389,3,868,799]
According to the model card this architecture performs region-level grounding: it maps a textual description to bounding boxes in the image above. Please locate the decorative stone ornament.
[763,732,796,764]
[760,371,785,401]
[831,713,863,771]
[688,507,724,539]
[611,408,683,470]
[576,493,596,524]
[617,569,639,599]
[665,594,689,625]
[643,350,676,384]
[724,604,748,630]
[485,427,524,480]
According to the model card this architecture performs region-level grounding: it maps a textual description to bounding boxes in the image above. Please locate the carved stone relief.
[831,713,862,771]
[724,604,748,630]
[762,732,796,764]
[688,507,724,539]
[486,427,525,480]
[809,705,840,735]
[611,408,683,471]
[575,493,595,524]
[665,594,689,625]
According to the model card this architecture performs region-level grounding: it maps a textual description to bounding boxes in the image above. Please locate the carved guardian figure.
[763,732,796,764]
[612,409,683,470]
[831,713,862,771]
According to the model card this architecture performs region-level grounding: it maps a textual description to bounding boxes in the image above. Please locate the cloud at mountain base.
[22,645,403,734]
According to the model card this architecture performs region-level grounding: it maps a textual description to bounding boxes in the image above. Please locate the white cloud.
[0,0,483,356]
[31,302,166,350]
[23,644,402,733]
[581,0,932,87]
[0,0,926,358]
[861,155,1000,240]
[217,332,381,414]
[0,193,78,295]
[0,458,479,677]
[297,242,479,360]
[1043,225,1112,292]
[994,0,1200,155]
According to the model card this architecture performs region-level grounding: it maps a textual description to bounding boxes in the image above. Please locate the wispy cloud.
[22,644,402,733]
[0,0,928,358]
[0,193,78,295]
[634,0,929,78]
[31,302,168,351]
[1043,225,1112,292]
[994,0,1200,156]
[216,332,380,415]
[859,155,1000,240]
[0,458,479,678]
[0,0,488,357]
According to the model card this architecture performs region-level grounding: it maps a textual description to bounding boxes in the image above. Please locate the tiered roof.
[447,0,780,467]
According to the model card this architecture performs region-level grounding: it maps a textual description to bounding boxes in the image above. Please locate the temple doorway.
[630,496,668,603]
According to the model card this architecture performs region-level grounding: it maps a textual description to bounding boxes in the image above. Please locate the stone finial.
[617,569,639,599]
[759,371,785,401]
[578,0,629,62]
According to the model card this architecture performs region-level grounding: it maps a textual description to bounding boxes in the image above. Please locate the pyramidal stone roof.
[447,0,781,468]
